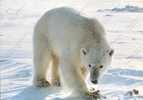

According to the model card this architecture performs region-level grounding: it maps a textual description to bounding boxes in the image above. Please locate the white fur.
[33,7,113,96]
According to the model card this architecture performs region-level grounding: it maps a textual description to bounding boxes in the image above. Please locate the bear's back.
[45,8,95,47]
[35,7,105,50]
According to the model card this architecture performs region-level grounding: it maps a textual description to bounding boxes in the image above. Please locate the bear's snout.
[91,80,98,84]
[90,68,99,84]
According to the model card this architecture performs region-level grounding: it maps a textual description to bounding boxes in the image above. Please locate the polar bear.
[33,7,114,98]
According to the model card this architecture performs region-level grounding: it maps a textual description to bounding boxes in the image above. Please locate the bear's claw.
[53,80,61,86]
[85,90,102,100]
[36,79,50,88]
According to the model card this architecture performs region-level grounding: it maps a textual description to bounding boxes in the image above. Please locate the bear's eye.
[83,50,87,55]
[81,48,87,55]
[88,64,92,68]
[109,49,114,56]
[99,65,103,69]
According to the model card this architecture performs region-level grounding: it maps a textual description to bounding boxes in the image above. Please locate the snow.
[0,0,143,100]
[97,5,143,13]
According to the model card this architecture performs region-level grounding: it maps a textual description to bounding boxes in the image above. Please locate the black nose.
[91,80,98,84]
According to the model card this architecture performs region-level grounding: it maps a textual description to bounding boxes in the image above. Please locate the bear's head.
[80,45,114,84]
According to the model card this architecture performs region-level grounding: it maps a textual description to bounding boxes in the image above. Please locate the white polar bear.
[33,7,114,98]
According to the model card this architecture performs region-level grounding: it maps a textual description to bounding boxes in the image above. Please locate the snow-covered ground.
[0,0,143,100]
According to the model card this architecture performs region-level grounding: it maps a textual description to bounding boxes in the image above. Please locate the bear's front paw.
[36,78,50,88]
[85,90,103,100]
[86,91,99,100]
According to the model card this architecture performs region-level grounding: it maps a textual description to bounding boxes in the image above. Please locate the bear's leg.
[58,56,88,96]
[51,53,60,86]
[33,34,51,87]
[80,66,87,79]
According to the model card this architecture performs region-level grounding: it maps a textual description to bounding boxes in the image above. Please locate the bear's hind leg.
[51,52,60,86]
[33,34,52,87]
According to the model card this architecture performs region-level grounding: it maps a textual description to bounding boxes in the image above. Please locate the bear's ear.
[80,48,88,55]
[109,49,114,56]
